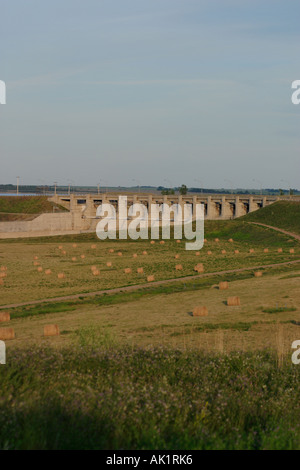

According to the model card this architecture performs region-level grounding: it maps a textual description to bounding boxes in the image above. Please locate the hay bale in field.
[215,238,219,242]
[0,266,7,272]
[72,244,77,248]
[80,254,85,259]
[91,265,97,271]
[33,261,39,266]
[176,239,181,244]
[117,252,122,257]
[264,248,269,253]
[194,263,204,273]
[0,272,7,278]
[204,239,207,243]
[227,296,240,306]
[106,262,112,267]
[175,264,183,271]
[219,281,229,290]
[137,267,144,274]
[44,325,60,337]
[147,275,155,282]
[45,269,52,275]
[228,238,234,243]
[234,250,239,254]
[0,312,10,323]
[175,254,180,259]
[124,268,132,274]
[195,252,200,256]
[58,246,63,250]
[207,251,212,255]
[290,248,295,254]
[33,256,39,260]
[150,240,155,245]
[109,249,114,253]
[0,279,4,286]
[133,254,138,258]
[278,248,283,253]
[92,269,100,276]
[221,250,226,254]
[160,240,165,245]
[37,267,43,273]
[57,273,65,279]
[62,250,67,255]
[91,244,96,249]
[249,248,255,253]
[0,328,15,340]
[72,257,77,262]
[192,306,208,317]
[142,251,148,255]
[254,271,263,278]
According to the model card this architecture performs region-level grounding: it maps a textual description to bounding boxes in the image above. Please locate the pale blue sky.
[0,0,299,189]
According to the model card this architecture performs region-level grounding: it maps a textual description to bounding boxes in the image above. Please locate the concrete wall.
[0,213,74,238]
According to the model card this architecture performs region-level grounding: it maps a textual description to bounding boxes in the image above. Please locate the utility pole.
[16,176,20,196]
[54,182,57,196]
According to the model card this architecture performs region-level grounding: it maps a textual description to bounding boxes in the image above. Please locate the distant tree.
[279,189,284,196]
[179,184,188,195]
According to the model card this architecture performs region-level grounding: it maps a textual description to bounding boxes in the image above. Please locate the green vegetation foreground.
[0,345,299,450]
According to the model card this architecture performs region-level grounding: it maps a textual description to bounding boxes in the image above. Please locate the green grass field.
[0,199,299,449]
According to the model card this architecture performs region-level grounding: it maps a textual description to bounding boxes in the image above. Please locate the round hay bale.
[192,306,208,317]
[228,238,234,243]
[264,248,269,253]
[219,281,229,290]
[150,240,155,245]
[58,246,63,250]
[278,248,283,253]
[72,257,77,262]
[221,250,226,254]
[254,271,263,278]
[0,279,4,286]
[0,328,15,340]
[204,239,207,243]
[207,251,212,255]
[44,325,60,337]
[133,254,138,258]
[45,269,52,275]
[80,254,85,259]
[159,241,165,245]
[33,256,39,260]
[124,268,132,274]
[91,265,97,271]
[175,254,180,259]
[175,264,183,271]
[137,267,144,274]
[194,263,204,273]
[249,248,255,253]
[106,262,112,267]
[57,273,65,279]
[234,250,239,254]
[33,261,40,266]
[109,249,114,253]
[0,272,7,278]
[142,251,148,255]
[176,239,181,244]
[117,252,122,257]
[91,244,96,249]
[290,248,295,254]
[72,244,77,248]
[62,250,67,255]
[92,269,100,276]
[215,238,219,243]
[147,275,155,282]
[37,267,43,273]
[195,251,200,256]
[0,266,7,272]
[0,312,10,323]
[227,296,240,306]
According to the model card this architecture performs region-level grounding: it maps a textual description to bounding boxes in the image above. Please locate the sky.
[0,0,299,189]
